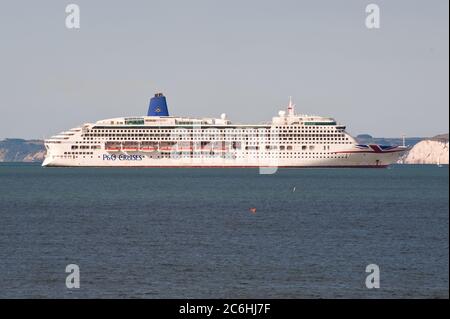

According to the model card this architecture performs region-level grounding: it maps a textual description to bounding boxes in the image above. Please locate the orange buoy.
[249,207,257,214]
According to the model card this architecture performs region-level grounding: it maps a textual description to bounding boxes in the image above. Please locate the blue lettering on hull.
[103,154,144,161]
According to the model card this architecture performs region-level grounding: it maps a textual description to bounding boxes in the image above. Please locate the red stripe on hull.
[333,150,404,154]
[369,144,382,153]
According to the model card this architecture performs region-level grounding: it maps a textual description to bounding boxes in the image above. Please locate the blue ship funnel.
[148,93,169,116]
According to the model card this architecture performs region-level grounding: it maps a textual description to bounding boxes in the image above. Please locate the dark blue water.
[0,164,448,298]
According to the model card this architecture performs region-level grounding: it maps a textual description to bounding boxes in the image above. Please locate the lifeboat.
[105,143,122,151]
[122,142,139,151]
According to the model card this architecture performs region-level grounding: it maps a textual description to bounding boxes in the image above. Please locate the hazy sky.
[0,0,448,139]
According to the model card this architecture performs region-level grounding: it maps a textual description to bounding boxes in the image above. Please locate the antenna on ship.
[287,96,295,116]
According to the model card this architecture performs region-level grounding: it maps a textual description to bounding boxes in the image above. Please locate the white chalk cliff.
[401,136,449,165]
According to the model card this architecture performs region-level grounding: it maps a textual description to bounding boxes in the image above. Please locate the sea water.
[0,164,448,298]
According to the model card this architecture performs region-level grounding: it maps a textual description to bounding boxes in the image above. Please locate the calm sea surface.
[0,163,448,298]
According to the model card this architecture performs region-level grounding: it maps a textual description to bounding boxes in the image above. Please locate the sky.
[0,0,448,139]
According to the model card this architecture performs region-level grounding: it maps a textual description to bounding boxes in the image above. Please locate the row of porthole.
[78,138,354,145]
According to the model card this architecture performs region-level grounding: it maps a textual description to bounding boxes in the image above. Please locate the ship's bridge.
[270,97,340,127]
[272,113,337,126]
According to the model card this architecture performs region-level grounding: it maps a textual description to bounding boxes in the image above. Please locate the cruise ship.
[43,93,408,168]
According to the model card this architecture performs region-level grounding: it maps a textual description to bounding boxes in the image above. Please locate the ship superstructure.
[43,93,408,167]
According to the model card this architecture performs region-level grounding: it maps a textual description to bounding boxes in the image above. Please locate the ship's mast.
[287,96,295,116]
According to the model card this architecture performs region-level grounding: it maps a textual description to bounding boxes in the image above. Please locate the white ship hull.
[42,146,406,168]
